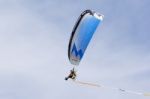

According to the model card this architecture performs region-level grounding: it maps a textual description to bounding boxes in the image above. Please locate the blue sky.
[0,0,150,99]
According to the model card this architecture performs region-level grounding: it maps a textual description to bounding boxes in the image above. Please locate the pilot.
[65,68,76,80]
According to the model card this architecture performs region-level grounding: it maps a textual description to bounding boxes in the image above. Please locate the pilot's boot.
[65,77,69,80]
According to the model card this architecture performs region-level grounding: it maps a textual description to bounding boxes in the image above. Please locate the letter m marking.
[71,43,83,59]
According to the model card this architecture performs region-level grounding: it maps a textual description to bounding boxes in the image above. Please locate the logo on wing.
[71,43,83,60]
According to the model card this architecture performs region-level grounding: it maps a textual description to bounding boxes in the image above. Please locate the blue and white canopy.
[68,10,104,65]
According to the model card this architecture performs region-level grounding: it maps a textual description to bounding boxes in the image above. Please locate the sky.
[0,0,150,99]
